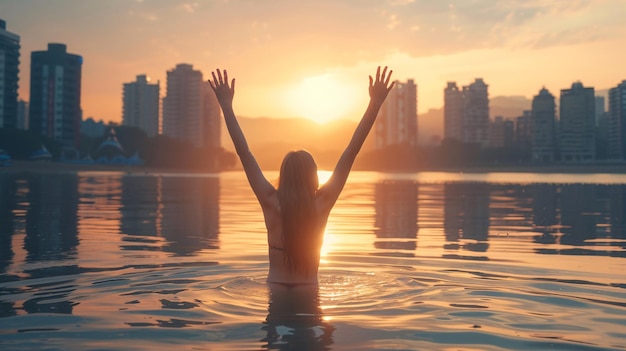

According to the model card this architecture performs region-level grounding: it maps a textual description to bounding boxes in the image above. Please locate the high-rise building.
[375,79,417,149]
[17,99,28,130]
[515,110,532,147]
[202,81,221,149]
[444,82,463,142]
[29,43,83,148]
[0,19,20,129]
[559,82,595,162]
[531,87,557,162]
[462,78,489,146]
[595,96,605,126]
[488,116,506,148]
[123,74,160,137]
[163,64,220,148]
[607,80,626,160]
[504,119,515,146]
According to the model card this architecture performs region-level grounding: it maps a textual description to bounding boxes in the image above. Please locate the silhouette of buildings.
[531,88,557,162]
[463,78,490,146]
[123,74,160,137]
[444,82,463,142]
[595,96,606,126]
[202,81,221,149]
[608,80,626,160]
[162,63,221,148]
[80,117,107,138]
[375,79,417,149]
[0,19,20,129]
[488,116,506,147]
[17,99,28,130]
[559,82,596,162]
[515,110,532,147]
[444,79,490,146]
[29,43,83,148]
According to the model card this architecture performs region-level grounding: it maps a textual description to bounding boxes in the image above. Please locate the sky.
[2,0,625,124]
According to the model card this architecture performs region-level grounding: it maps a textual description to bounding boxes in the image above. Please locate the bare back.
[262,190,333,285]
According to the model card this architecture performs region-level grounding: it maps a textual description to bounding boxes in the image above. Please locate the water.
[1,170,625,350]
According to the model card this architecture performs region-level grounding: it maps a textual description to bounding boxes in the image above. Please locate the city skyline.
[1,0,625,125]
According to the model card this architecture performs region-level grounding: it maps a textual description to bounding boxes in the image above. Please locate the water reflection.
[158,176,220,255]
[0,173,16,273]
[443,183,490,252]
[25,173,79,262]
[262,285,334,350]
[119,175,222,255]
[560,184,598,245]
[2,172,626,277]
[374,180,418,252]
[608,185,626,240]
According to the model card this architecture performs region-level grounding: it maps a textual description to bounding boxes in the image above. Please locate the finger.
[208,80,216,91]
[369,75,373,87]
[231,78,236,94]
[381,66,388,82]
[385,69,393,86]
[217,69,223,82]
[211,71,218,85]
[224,70,229,86]
[388,81,396,92]
[376,66,381,83]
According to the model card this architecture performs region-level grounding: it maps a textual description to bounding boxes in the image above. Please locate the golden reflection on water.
[2,171,626,350]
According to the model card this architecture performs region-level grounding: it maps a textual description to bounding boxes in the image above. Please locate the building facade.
[462,78,490,146]
[515,110,532,147]
[29,43,82,148]
[202,81,221,149]
[531,87,557,162]
[17,98,28,130]
[607,80,626,160]
[0,19,20,129]
[375,79,417,149]
[123,74,160,137]
[488,116,506,148]
[595,96,605,126]
[163,64,203,146]
[559,82,595,162]
[444,82,463,142]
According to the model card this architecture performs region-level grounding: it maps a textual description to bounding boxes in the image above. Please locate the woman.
[210,67,394,286]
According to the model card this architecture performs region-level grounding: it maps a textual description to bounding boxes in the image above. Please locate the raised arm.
[318,66,395,208]
[209,69,275,205]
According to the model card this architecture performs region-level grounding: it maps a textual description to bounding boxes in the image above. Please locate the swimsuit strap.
[269,244,285,252]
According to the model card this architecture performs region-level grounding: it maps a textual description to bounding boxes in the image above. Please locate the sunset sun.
[283,74,359,123]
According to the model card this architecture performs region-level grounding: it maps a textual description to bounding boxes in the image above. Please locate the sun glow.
[283,74,359,123]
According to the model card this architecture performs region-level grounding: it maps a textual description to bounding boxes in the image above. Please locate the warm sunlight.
[283,74,359,123]
[318,170,332,185]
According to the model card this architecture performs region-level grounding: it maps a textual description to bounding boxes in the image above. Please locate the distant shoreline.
[3,160,626,175]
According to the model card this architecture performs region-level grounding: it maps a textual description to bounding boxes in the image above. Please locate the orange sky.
[2,0,625,124]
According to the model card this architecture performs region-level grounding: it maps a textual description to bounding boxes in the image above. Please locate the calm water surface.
[0,170,625,350]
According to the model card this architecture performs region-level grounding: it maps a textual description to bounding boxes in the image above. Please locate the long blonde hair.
[277,150,320,275]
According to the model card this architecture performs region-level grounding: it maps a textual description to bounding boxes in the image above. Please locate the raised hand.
[209,69,236,107]
[369,66,395,106]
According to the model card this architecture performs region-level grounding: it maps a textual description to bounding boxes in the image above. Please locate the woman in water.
[210,67,394,286]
